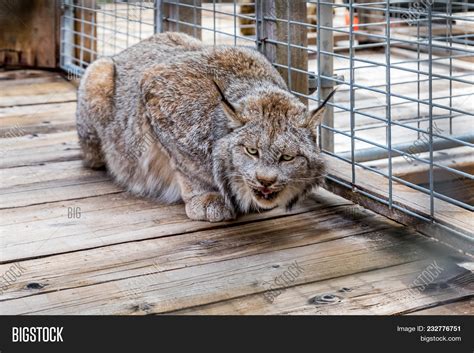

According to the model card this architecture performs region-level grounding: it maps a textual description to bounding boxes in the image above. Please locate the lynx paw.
[185,193,235,222]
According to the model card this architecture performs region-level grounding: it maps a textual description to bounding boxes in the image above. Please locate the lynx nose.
[256,175,277,188]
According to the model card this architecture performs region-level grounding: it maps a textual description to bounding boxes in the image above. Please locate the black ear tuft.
[301,87,338,129]
[312,87,337,118]
[213,79,236,114]
[213,79,244,127]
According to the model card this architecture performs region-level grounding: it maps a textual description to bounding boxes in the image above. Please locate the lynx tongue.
[251,186,279,201]
[257,187,278,201]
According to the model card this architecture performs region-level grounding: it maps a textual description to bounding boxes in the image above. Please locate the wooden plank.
[0,160,121,209]
[173,258,473,315]
[0,80,76,107]
[0,201,390,300]
[1,160,103,189]
[0,70,57,80]
[0,102,77,137]
[324,154,474,253]
[0,70,63,86]
[0,189,354,263]
[0,75,68,88]
[0,178,119,210]
[419,179,474,210]
[364,146,474,185]
[362,145,474,210]
[0,1,58,68]
[0,225,439,314]
[0,131,80,168]
[408,298,474,315]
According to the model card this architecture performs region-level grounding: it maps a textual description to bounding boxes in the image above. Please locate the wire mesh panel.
[308,0,474,249]
[60,0,157,75]
[60,0,474,248]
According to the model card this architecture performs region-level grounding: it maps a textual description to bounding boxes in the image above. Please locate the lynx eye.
[245,147,259,156]
[281,154,295,162]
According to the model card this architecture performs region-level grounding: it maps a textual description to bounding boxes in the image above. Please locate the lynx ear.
[213,79,244,128]
[301,88,337,130]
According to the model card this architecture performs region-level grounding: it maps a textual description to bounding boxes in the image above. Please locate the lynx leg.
[176,173,235,222]
[76,125,105,169]
[76,57,115,169]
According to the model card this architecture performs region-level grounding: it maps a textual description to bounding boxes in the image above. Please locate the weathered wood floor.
[0,70,472,315]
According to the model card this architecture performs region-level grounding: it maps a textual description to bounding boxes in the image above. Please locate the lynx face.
[214,85,334,213]
[228,120,325,211]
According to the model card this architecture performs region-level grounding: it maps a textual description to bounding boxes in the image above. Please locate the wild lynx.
[77,32,333,222]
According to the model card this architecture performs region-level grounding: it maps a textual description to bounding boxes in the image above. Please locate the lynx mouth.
[251,187,280,201]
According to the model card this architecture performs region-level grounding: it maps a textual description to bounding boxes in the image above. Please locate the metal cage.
[60,0,474,251]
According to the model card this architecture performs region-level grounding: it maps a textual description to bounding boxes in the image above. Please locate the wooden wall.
[0,0,59,68]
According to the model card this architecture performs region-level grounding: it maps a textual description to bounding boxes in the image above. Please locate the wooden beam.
[408,298,474,315]
[0,0,58,68]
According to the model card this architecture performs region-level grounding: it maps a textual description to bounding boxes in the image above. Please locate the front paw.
[185,193,235,222]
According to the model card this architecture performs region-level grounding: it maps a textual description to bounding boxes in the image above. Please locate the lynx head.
[213,82,335,212]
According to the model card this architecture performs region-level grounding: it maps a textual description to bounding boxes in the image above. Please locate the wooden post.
[260,0,308,105]
[320,0,335,152]
[162,0,202,40]
[0,0,58,68]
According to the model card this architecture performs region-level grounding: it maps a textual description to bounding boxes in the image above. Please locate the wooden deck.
[0,69,472,315]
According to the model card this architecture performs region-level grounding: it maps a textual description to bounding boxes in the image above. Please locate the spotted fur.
[76,33,330,222]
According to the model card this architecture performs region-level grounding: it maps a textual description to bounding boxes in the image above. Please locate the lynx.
[76,32,333,222]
